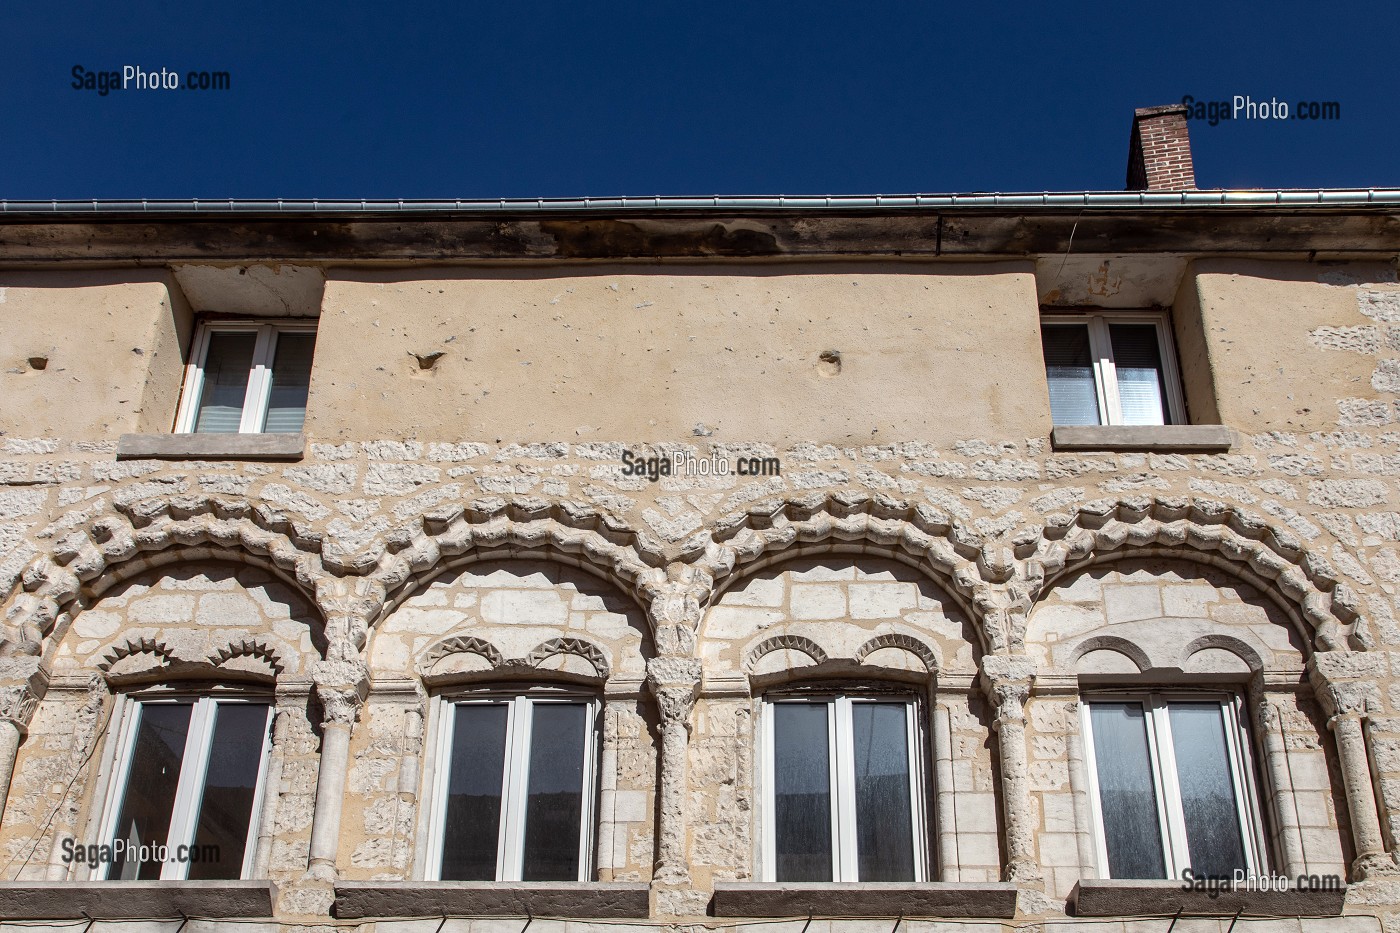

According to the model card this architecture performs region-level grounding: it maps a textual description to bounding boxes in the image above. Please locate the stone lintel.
[1050,425,1235,452]
[710,882,1018,918]
[333,881,651,919]
[0,880,278,919]
[116,432,306,461]
[1069,880,1346,917]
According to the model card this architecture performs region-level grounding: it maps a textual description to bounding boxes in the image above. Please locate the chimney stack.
[1126,104,1196,191]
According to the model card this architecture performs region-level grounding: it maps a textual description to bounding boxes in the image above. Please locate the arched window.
[424,687,600,882]
[94,689,273,880]
[760,687,930,883]
[1080,689,1266,881]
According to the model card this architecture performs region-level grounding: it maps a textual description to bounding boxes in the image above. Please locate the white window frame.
[93,692,274,881]
[1079,691,1268,881]
[1041,311,1186,426]
[173,320,317,434]
[759,692,929,883]
[424,689,600,882]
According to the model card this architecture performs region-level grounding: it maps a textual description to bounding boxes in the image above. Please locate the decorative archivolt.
[743,635,828,673]
[854,633,941,671]
[419,634,610,681]
[2,494,332,661]
[1021,496,1366,655]
[743,631,941,676]
[2,492,671,664]
[698,491,1009,650]
[0,490,1376,679]
[95,634,284,681]
[363,496,670,638]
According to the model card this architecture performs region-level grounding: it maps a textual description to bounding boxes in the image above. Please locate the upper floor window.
[1041,312,1184,426]
[761,692,928,883]
[425,691,599,882]
[1081,692,1265,881]
[174,321,316,434]
[97,694,273,880]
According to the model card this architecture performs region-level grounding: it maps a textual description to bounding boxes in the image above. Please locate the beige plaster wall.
[1188,260,1400,435]
[0,270,191,440]
[306,263,1048,445]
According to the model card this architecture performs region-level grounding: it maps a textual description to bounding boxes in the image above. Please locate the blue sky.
[5,0,1394,199]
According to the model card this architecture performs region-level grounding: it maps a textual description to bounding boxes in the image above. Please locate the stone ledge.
[1069,880,1347,917]
[1051,424,1235,452]
[0,880,278,919]
[333,881,651,919]
[117,432,306,461]
[711,882,1018,918]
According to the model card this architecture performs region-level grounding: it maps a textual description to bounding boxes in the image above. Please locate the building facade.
[1,108,1400,933]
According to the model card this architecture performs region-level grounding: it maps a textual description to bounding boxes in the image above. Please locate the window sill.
[0,880,278,919]
[1069,880,1346,917]
[333,881,650,919]
[711,881,1018,918]
[116,432,306,461]
[1050,424,1235,452]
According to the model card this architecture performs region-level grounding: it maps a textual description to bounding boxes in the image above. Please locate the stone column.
[304,660,368,883]
[932,701,960,881]
[0,659,47,828]
[1063,698,1098,878]
[595,698,623,880]
[1250,685,1307,878]
[1314,676,1395,879]
[981,655,1042,885]
[647,656,701,885]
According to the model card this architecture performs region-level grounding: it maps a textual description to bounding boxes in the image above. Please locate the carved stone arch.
[2,493,333,662]
[1068,634,1152,672]
[1181,633,1265,673]
[1022,496,1364,655]
[743,634,829,674]
[854,633,941,672]
[208,639,286,678]
[97,636,174,673]
[420,635,506,673]
[523,638,610,679]
[698,492,1000,652]
[365,497,668,650]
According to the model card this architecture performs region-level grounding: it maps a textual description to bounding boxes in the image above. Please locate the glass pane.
[1169,703,1247,878]
[1089,702,1167,879]
[187,703,270,880]
[440,704,509,880]
[263,333,315,433]
[108,703,193,879]
[192,333,256,433]
[1110,324,1169,426]
[852,702,916,881]
[521,703,588,881]
[772,702,833,882]
[1042,324,1102,425]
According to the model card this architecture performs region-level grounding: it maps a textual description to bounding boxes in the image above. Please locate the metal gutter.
[3,189,1400,216]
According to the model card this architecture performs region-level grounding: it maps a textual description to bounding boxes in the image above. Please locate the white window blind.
[1040,312,1182,426]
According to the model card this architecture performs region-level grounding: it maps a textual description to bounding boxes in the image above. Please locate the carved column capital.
[641,563,710,658]
[311,659,369,728]
[647,657,702,731]
[316,577,385,660]
[1315,680,1379,727]
[980,655,1035,731]
[0,657,49,732]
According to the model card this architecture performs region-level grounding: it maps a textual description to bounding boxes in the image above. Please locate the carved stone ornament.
[311,659,370,727]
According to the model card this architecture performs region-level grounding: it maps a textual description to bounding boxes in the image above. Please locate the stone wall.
[2,263,1400,931]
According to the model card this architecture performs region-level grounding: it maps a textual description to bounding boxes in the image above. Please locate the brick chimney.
[1126,104,1196,190]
